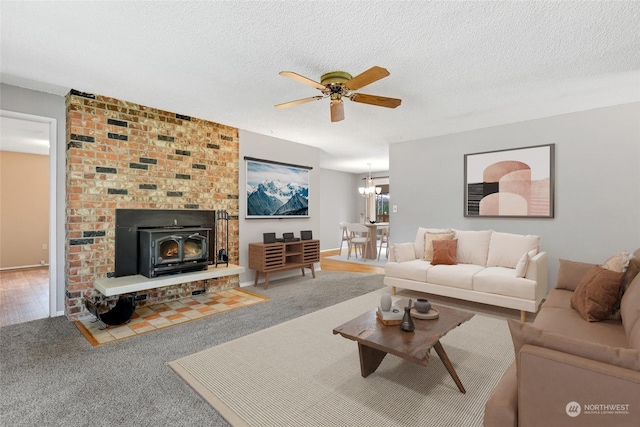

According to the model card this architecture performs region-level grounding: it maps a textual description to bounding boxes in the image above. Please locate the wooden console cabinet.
[248,240,320,289]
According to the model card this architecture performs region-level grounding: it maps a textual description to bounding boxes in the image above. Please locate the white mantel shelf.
[94,264,245,296]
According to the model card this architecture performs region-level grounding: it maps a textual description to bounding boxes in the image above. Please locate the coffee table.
[332,299,474,393]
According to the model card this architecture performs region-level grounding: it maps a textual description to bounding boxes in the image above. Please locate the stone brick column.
[65,90,240,320]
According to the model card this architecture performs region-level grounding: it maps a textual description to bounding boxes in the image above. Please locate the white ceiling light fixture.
[359,163,382,223]
[358,163,382,196]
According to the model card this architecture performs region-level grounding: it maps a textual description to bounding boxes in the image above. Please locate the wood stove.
[138,227,210,278]
[114,209,218,278]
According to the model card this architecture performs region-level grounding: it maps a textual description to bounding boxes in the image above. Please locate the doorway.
[0,110,57,326]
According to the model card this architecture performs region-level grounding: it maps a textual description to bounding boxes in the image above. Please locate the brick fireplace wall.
[65,90,239,320]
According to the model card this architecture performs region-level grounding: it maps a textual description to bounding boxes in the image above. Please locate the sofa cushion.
[426,264,484,290]
[453,229,492,266]
[507,319,640,371]
[393,242,416,263]
[423,231,455,261]
[555,259,598,291]
[431,239,458,265]
[486,231,539,269]
[571,265,624,322]
[621,273,640,343]
[540,288,573,309]
[473,267,537,300]
[534,306,628,348]
[384,260,431,282]
[413,227,451,259]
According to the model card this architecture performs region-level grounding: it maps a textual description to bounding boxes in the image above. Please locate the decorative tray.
[410,308,439,320]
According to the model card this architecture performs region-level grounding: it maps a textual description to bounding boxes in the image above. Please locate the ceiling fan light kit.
[276,66,401,122]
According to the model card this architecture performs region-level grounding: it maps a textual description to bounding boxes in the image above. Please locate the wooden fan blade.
[274,96,324,109]
[343,66,390,90]
[330,100,344,122]
[350,93,402,109]
[279,71,326,91]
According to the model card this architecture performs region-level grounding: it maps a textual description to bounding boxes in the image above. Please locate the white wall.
[318,168,360,251]
[238,130,323,284]
[0,84,66,314]
[389,102,640,289]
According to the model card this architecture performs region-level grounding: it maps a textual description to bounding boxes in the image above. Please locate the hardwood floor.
[320,249,385,275]
[0,267,49,327]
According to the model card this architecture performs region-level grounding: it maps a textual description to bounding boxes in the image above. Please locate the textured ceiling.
[1,1,639,173]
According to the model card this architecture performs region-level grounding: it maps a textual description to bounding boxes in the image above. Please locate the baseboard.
[0,264,49,271]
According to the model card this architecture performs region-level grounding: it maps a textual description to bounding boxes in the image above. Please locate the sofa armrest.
[484,362,518,427]
[525,251,547,304]
[518,344,640,427]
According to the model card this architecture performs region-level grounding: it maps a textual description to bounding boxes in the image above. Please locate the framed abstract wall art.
[245,157,311,218]
[464,144,555,218]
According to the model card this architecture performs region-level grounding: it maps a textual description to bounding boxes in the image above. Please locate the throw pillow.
[606,251,638,320]
[423,231,455,261]
[514,250,534,278]
[602,251,632,273]
[555,259,598,291]
[507,319,640,371]
[393,242,416,263]
[413,227,452,259]
[431,239,458,265]
[570,265,624,322]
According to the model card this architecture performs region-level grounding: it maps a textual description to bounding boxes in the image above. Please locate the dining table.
[363,222,389,259]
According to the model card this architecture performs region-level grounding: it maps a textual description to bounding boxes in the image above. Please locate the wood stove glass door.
[183,233,207,261]
[156,236,181,265]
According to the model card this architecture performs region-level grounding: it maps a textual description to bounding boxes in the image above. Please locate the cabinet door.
[249,243,285,271]
[302,240,320,263]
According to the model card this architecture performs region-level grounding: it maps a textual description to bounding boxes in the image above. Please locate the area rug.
[326,253,388,268]
[75,288,268,345]
[170,289,513,426]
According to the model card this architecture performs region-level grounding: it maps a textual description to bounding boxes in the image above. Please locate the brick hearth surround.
[65,90,239,321]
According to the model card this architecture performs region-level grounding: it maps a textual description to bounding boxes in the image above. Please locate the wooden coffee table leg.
[433,341,466,393]
[358,343,387,377]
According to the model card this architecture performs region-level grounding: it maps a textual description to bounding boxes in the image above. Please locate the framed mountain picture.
[245,157,311,218]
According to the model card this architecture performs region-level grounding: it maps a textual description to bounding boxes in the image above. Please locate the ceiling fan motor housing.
[320,71,353,86]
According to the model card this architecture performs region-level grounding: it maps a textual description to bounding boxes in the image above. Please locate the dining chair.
[378,225,390,260]
[347,223,371,261]
[339,222,351,256]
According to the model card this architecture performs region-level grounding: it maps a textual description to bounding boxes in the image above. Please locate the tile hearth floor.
[75,288,268,346]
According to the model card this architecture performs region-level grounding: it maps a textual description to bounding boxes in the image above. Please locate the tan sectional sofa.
[384,228,548,321]
[484,249,640,427]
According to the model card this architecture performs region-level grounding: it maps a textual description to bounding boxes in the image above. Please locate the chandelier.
[358,163,381,223]
[358,163,382,197]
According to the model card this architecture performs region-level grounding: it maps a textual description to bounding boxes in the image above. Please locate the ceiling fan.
[274,66,401,122]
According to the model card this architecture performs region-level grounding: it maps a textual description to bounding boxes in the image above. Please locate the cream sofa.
[384,228,548,321]
[484,249,640,427]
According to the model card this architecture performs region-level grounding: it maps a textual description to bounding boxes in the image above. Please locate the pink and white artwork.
[465,144,554,218]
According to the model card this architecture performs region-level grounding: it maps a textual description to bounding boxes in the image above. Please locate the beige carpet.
[170,289,514,426]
